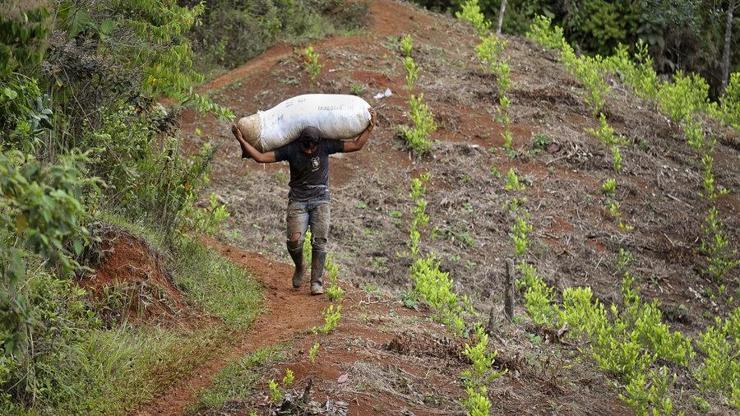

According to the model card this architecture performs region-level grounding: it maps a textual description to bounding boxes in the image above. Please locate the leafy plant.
[456,0,491,35]
[268,379,282,402]
[399,34,413,57]
[695,309,739,407]
[526,15,567,50]
[516,263,556,325]
[403,56,419,91]
[621,366,675,416]
[602,178,617,195]
[463,385,491,416]
[282,368,295,387]
[325,256,345,302]
[303,46,322,83]
[411,254,465,335]
[401,94,436,155]
[504,168,525,192]
[510,215,532,257]
[350,82,366,96]
[701,207,739,282]
[656,71,710,124]
[317,304,341,334]
[308,342,320,364]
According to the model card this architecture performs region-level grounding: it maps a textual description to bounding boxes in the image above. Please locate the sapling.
[308,342,320,363]
[303,46,321,83]
[268,379,282,402]
[399,34,413,57]
[282,368,295,387]
[504,168,524,191]
[456,0,491,35]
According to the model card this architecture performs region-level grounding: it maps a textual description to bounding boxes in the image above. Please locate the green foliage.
[504,168,525,191]
[189,0,367,73]
[303,46,322,83]
[403,56,419,90]
[282,368,295,388]
[192,346,283,412]
[602,178,617,195]
[182,193,230,236]
[571,55,610,116]
[317,304,341,334]
[527,15,567,50]
[0,74,51,153]
[268,379,282,402]
[0,4,50,76]
[510,215,532,257]
[604,41,659,100]
[532,133,551,151]
[695,309,739,408]
[399,34,414,57]
[402,94,437,155]
[349,82,366,96]
[325,256,345,302]
[170,237,262,327]
[656,71,710,124]
[462,325,502,385]
[717,73,740,130]
[516,263,556,325]
[411,254,465,335]
[456,0,491,35]
[701,207,739,282]
[463,385,491,416]
[621,366,676,416]
[308,341,320,364]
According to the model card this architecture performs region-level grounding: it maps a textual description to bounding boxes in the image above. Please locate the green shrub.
[602,178,617,195]
[303,46,322,83]
[516,263,556,325]
[399,34,413,57]
[701,207,739,282]
[463,385,492,416]
[621,366,675,416]
[456,0,491,35]
[695,308,739,408]
[604,41,659,100]
[411,254,465,335]
[403,56,419,91]
[656,71,710,124]
[526,15,567,50]
[504,168,525,191]
[325,256,345,302]
[717,72,739,130]
[510,215,532,257]
[402,94,436,155]
[316,304,341,334]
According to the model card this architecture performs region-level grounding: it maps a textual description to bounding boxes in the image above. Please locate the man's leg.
[308,201,331,295]
[286,201,309,288]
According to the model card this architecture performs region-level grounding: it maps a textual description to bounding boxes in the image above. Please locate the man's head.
[299,126,321,154]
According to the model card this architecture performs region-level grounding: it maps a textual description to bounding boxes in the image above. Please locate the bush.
[656,71,710,124]
[411,254,465,335]
[402,94,437,155]
[717,73,739,130]
[695,309,740,408]
[456,0,491,35]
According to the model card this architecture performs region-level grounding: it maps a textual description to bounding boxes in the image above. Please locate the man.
[231,109,376,295]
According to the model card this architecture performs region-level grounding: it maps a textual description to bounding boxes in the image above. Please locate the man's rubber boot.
[287,241,305,289]
[310,250,326,295]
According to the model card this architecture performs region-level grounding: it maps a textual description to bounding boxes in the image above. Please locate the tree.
[721,0,738,92]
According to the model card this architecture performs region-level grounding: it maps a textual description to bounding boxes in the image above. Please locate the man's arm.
[343,108,377,153]
[231,125,277,163]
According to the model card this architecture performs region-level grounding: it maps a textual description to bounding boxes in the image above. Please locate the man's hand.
[367,108,377,132]
[231,123,277,163]
[232,125,249,159]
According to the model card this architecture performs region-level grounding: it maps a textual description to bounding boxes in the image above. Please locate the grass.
[189,346,285,413]
[171,236,263,328]
[15,324,229,416]
[6,214,264,415]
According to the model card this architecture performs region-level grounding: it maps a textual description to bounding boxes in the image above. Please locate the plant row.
[399,35,437,155]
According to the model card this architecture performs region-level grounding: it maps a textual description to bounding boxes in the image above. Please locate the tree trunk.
[497,0,508,35]
[721,0,735,93]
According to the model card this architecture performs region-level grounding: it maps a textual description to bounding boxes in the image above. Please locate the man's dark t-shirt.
[274,139,344,201]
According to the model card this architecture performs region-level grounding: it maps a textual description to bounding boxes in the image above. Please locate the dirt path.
[134,238,327,416]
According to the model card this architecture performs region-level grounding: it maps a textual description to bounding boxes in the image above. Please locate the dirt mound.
[81,225,191,325]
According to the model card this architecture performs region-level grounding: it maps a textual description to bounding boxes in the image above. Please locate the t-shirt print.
[311,156,320,172]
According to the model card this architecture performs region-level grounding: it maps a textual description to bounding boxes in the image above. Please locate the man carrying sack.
[231,108,376,295]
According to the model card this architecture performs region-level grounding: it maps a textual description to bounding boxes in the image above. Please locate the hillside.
[145,0,740,415]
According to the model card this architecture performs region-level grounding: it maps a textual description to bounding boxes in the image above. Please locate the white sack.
[237,94,372,152]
